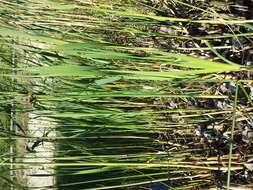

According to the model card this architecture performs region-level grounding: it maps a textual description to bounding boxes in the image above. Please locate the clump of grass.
[0,0,252,189]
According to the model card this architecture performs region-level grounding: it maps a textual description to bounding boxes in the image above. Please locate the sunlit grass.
[0,0,252,189]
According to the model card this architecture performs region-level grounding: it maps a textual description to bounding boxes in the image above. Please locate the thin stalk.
[227,81,239,190]
[0,162,244,171]
[10,42,16,190]
[238,82,253,107]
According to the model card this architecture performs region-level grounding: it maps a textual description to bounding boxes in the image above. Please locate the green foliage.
[0,0,252,189]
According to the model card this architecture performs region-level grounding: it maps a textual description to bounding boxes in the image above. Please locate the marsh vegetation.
[0,0,253,189]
